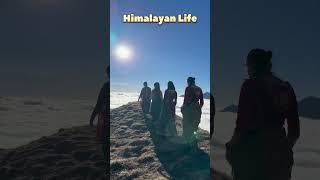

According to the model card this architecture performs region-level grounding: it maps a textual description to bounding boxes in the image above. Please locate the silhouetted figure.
[160,81,178,137]
[226,49,300,180]
[150,82,163,121]
[138,82,151,113]
[90,66,110,161]
[210,93,215,139]
[181,77,204,148]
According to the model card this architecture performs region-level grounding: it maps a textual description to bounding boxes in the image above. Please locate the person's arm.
[228,81,254,146]
[90,85,105,126]
[148,88,152,100]
[138,88,143,101]
[286,83,300,149]
[150,90,154,103]
[183,87,190,106]
[174,91,177,106]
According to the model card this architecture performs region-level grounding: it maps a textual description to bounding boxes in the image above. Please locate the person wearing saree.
[138,82,152,114]
[160,81,178,137]
[90,66,110,162]
[150,82,163,121]
[181,77,204,147]
[226,49,300,180]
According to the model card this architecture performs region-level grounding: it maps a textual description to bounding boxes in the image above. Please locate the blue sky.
[110,0,210,95]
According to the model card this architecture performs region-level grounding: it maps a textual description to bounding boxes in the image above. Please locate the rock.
[111,160,130,172]
[203,92,211,99]
[298,96,320,119]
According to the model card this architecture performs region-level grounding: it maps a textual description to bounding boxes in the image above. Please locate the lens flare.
[114,44,133,61]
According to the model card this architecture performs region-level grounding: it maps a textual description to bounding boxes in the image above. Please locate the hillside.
[0,102,230,180]
[110,102,229,179]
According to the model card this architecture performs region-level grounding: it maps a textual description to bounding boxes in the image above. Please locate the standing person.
[210,93,215,139]
[181,77,204,148]
[161,81,178,137]
[138,82,151,113]
[150,82,163,121]
[90,66,110,161]
[226,49,300,180]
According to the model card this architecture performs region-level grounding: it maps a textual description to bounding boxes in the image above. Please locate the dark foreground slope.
[0,102,230,180]
[110,102,230,180]
[0,126,107,179]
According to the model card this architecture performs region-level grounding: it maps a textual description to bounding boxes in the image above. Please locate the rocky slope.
[110,102,230,180]
[0,126,107,179]
[0,102,230,180]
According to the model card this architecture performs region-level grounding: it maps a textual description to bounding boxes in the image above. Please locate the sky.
[213,0,320,107]
[1,0,319,103]
[0,0,108,99]
[110,0,210,95]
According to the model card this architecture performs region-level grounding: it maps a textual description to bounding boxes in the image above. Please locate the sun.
[114,44,133,62]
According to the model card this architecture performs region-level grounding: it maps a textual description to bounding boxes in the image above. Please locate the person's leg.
[144,102,147,113]
[141,101,146,113]
[171,119,177,137]
[267,156,292,180]
[184,118,194,152]
[264,139,293,180]
[189,112,201,151]
[146,101,151,113]
[182,118,191,139]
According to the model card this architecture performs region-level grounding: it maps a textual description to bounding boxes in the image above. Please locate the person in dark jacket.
[226,49,300,180]
[90,66,110,161]
[138,82,152,113]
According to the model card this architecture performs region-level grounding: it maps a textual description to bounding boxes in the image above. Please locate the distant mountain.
[179,92,211,99]
[219,96,320,120]
[298,96,320,119]
[203,92,211,99]
[220,104,238,113]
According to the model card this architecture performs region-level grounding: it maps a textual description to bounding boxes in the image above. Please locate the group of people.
[89,48,301,180]
[138,77,204,147]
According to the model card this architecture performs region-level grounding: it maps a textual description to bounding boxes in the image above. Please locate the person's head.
[154,82,160,90]
[167,81,175,90]
[246,49,273,78]
[143,82,148,87]
[187,77,196,86]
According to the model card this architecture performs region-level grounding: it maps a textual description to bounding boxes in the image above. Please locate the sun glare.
[114,44,133,62]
